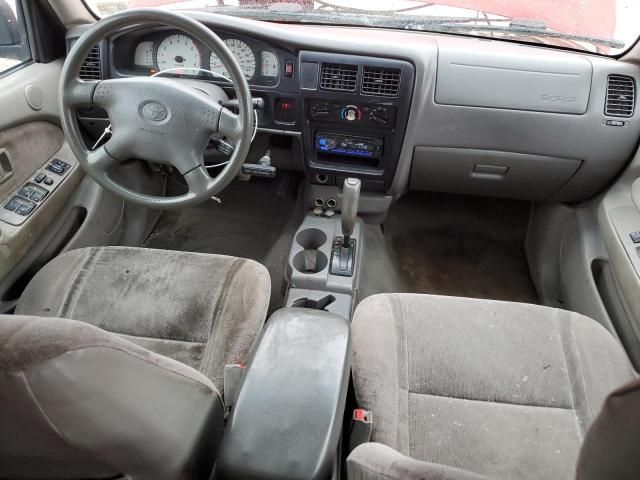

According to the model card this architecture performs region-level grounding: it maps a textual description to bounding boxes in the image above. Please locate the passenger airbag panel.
[435,47,592,114]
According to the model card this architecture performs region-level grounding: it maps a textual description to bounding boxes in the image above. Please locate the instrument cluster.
[121,31,280,86]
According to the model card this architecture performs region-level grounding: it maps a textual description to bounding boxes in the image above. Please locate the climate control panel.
[309,100,396,128]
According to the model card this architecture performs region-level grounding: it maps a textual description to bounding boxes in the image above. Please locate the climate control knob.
[340,105,362,122]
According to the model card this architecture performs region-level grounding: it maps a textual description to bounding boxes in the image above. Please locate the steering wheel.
[59,9,253,209]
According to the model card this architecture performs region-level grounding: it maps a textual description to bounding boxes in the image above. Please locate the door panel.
[0,122,64,200]
[0,60,62,131]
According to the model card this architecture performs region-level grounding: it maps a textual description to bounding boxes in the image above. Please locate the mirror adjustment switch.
[630,231,640,244]
[46,159,71,176]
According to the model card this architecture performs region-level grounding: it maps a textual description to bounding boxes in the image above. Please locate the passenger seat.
[348,294,639,479]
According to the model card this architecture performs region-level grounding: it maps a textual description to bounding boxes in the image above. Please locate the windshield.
[85,0,640,55]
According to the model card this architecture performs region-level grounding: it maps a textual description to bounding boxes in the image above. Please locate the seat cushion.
[350,293,636,480]
[16,246,271,397]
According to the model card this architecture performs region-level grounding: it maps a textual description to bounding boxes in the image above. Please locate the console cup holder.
[296,228,327,250]
[293,250,328,274]
[293,228,329,274]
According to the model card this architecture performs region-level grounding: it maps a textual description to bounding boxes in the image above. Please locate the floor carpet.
[144,173,303,313]
[360,192,538,304]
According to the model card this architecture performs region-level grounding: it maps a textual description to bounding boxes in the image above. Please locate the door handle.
[0,149,13,185]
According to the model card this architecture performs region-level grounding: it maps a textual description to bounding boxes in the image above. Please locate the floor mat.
[144,174,302,313]
[361,192,538,304]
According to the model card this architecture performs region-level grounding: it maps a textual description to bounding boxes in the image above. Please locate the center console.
[299,52,414,192]
[214,308,350,480]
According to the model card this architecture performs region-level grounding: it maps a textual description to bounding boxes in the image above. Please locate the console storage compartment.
[214,308,351,480]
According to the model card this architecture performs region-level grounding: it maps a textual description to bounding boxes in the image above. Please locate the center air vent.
[320,64,358,93]
[79,44,102,80]
[361,66,401,97]
[605,74,635,117]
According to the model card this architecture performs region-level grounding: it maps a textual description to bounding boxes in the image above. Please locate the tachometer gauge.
[156,34,201,75]
[261,51,278,77]
[210,38,256,80]
[134,41,154,67]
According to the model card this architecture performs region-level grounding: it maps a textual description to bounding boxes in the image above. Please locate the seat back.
[576,378,640,479]
[0,315,224,480]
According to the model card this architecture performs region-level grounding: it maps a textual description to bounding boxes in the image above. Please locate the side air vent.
[320,63,358,92]
[605,74,635,117]
[361,66,401,97]
[79,44,102,80]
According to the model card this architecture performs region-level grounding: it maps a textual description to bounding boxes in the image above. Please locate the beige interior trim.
[47,0,96,27]
[0,141,83,280]
[0,60,63,132]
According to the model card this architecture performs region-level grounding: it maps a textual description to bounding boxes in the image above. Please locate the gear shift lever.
[330,178,361,277]
[341,178,361,247]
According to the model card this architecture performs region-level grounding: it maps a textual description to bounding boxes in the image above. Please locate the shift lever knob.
[341,177,361,247]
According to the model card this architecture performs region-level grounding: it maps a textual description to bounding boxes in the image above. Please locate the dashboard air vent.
[320,63,358,92]
[79,44,102,80]
[361,66,401,97]
[605,74,635,117]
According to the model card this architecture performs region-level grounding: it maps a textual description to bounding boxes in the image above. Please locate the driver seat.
[1,246,271,479]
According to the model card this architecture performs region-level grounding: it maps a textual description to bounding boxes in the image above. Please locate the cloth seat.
[16,246,271,396]
[1,246,270,479]
[348,293,637,480]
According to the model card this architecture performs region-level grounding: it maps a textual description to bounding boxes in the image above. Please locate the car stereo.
[314,132,384,159]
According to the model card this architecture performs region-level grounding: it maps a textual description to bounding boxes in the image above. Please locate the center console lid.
[214,308,351,480]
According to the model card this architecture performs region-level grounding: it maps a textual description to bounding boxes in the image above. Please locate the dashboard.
[70,12,640,204]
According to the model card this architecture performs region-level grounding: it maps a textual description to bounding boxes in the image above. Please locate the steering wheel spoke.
[218,108,243,141]
[184,165,215,197]
[66,79,100,107]
[86,145,119,173]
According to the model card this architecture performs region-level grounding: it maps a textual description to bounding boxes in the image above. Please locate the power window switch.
[4,197,20,212]
[17,186,33,198]
[16,202,35,216]
[630,231,640,244]
[30,190,46,202]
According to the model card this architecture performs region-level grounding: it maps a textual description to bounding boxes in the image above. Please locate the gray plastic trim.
[411,147,582,201]
[215,308,350,480]
[287,214,364,295]
[435,46,592,114]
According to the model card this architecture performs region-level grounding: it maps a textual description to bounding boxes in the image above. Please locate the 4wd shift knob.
[341,177,361,247]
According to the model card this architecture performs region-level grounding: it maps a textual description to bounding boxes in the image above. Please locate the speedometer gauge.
[210,38,256,80]
[157,34,201,75]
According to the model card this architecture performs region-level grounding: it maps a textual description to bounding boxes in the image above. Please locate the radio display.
[315,133,383,159]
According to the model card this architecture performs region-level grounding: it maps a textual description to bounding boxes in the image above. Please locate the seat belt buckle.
[223,363,246,418]
[348,408,372,453]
